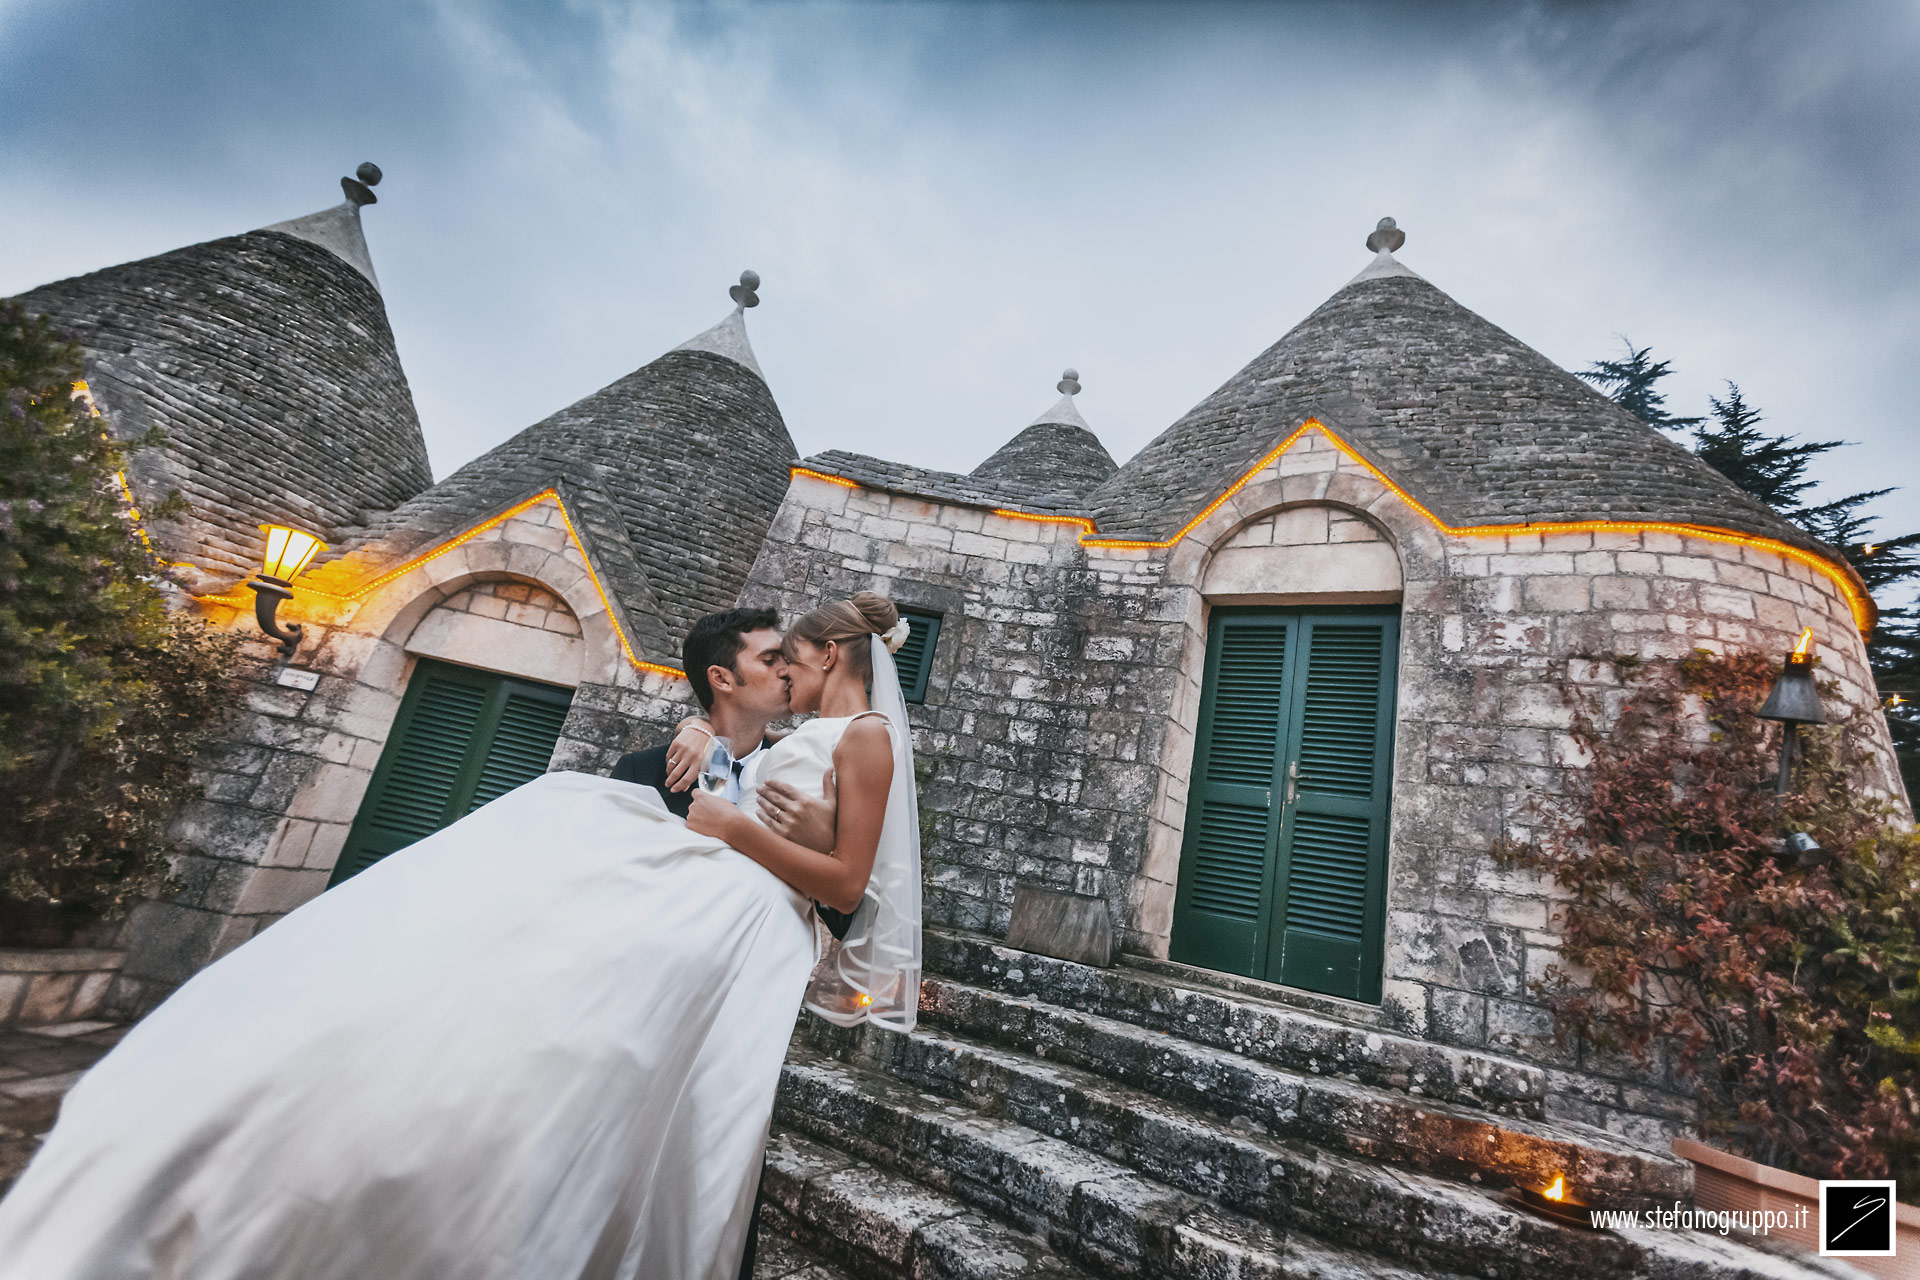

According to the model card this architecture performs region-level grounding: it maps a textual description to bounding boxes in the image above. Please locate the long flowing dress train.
[0,717,868,1280]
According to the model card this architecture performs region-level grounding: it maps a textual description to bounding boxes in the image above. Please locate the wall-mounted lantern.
[1757,627,1826,796]
[248,524,326,659]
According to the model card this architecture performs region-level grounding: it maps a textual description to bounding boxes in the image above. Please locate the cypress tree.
[1693,383,1842,514]
[1578,338,1703,434]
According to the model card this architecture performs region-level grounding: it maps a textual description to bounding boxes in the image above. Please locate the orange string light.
[790,466,859,489]
[990,508,1097,534]
[196,490,686,679]
[113,471,174,565]
[795,418,1876,633]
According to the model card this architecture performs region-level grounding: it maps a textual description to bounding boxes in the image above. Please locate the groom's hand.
[760,769,836,853]
[685,789,741,841]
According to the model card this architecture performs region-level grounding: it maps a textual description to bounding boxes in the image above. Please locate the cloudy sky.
[3,1,1915,550]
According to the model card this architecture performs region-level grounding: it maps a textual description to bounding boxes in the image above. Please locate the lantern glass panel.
[259,525,325,581]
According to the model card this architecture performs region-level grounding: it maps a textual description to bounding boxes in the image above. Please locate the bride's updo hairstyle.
[784,592,900,679]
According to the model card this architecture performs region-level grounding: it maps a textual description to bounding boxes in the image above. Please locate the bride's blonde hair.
[784,592,899,678]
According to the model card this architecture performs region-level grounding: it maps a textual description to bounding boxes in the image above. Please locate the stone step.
[776,1046,1839,1280]
[926,929,1547,1120]
[907,977,1687,1207]
[760,1126,1094,1279]
[781,1048,1487,1279]
[752,1229,858,1279]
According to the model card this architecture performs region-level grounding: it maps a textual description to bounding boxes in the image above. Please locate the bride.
[0,592,922,1280]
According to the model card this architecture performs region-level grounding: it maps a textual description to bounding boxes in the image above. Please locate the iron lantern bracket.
[246,574,302,659]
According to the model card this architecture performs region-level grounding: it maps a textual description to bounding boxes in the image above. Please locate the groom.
[611,608,846,896]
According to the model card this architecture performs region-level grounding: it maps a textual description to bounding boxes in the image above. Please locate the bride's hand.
[663,720,714,792]
[759,769,836,853]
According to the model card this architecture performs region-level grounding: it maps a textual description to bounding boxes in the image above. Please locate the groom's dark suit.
[608,736,853,1280]
[608,741,715,819]
[610,738,856,940]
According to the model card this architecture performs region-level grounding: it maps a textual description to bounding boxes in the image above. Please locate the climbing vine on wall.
[1498,649,1920,1186]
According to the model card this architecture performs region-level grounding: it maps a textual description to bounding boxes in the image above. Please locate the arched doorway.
[1168,504,1403,1002]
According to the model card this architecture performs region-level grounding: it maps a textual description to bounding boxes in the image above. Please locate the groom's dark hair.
[683,607,782,710]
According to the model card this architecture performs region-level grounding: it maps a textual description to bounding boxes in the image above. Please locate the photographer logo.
[1819,1181,1896,1258]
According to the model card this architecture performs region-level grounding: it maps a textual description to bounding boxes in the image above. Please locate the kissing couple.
[0,593,923,1280]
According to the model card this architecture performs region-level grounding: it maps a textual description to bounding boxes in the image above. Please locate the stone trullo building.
[11,172,1905,1277]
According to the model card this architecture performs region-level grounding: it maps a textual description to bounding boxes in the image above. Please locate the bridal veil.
[802,631,923,1031]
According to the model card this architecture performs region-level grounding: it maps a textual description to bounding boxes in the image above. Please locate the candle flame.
[857,993,873,1007]
[1543,1175,1566,1201]
[1790,628,1814,660]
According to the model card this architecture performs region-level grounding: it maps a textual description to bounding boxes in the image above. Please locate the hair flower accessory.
[881,618,912,654]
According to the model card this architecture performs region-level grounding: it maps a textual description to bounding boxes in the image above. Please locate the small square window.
[892,607,943,704]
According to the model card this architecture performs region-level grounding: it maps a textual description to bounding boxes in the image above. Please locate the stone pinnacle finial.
[1365,216,1405,254]
[342,162,383,207]
[729,270,761,309]
[1057,368,1081,396]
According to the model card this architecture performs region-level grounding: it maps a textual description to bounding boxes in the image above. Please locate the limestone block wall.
[737,475,1193,939]
[106,497,689,1015]
[405,580,586,685]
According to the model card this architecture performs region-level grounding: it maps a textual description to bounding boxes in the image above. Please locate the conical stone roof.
[353,303,796,660]
[13,193,431,591]
[801,370,1118,518]
[970,373,1117,508]
[969,421,1117,504]
[1085,246,1825,554]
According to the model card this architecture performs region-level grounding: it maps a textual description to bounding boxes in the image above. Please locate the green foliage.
[1578,338,1703,434]
[0,300,236,938]
[1499,651,1920,1185]
[1692,383,1843,515]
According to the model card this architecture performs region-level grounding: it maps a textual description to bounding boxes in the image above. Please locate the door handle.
[1284,760,1298,807]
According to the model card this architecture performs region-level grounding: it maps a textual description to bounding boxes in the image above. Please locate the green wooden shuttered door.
[1170,609,1398,1002]
[329,659,575,887]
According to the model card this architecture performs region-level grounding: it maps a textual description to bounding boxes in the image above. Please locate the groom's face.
[716,627,792,719]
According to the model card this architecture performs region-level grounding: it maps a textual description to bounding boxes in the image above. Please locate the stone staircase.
[756,928,1857,1279]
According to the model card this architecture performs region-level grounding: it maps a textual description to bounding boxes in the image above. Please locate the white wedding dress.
[0,710,908,1280]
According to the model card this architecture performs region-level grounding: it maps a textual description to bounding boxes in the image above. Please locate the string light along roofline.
[789,411,1875,634]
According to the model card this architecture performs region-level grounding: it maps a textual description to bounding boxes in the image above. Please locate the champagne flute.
[697,736,734,796]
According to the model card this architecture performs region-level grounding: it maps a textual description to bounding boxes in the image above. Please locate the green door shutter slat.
[466,691,573,812]
[1282,813,1374,940]
[1274,616,1398,1002]
[1293,624,1386,798]
[330,670,489,883]
[1205,627,1290,786]
[1169,616,1291,975]
[893,608,942,704]
[331,659,574,887]
[1184,801,1271,920]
